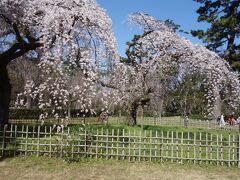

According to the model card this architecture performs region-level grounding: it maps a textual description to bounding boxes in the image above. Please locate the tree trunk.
[68,94,72,119]
[26,95,32,108]
[213,88,222,120]
[0,65,11,126]
[128,103,138,126]
[128,97,150,126]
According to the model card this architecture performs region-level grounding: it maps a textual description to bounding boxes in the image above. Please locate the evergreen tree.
[191,0,240,71]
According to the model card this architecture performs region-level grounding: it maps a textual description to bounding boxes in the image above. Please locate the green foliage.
[9,108,43,119]
[164,19,189,34]
[9,108,95,119]
[189,114,208,120]
[192,0,240,70]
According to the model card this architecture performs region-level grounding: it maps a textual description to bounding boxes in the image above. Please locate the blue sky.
[97,0,209,57]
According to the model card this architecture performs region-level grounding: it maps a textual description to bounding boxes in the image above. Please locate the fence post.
[60,127,64,158]
[106,129,109,160]
[25,125,28,156]
[96,129,99,159]
[180,131,183,164]
[117,129,119,160]
[50,126,52,158]
[133,129,136,161]
[84,129,87,157]
[140,107,143,130]
[228,134,231,167]
[1,125,7,157]
[14,125,17,157]
[128,129,131,162]
[171,131,174,163]
[206,132,208,164]
[166,131,169,159]
[238,134,240,168]
[150,130,152,162]
[37,126,40,157]
[187,131,190,161]
[217,134,219,166]
[194,132,196,164]
[122,129,125,160]
[176,131,179,161]
[111,129,114,159]
[139,130,141,162]
[220,134,223,166]
[160,130,163,162]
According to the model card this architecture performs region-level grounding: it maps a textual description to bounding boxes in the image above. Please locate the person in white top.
[220,114,226,127]
[237,117,240,124]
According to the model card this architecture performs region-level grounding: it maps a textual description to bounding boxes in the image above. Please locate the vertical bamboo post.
[50,126,52,157]
[84,129,87,157]
[238,134,240,168]
[210,133,213,164]
[106,129,109,160]
[194,132,196,164]
[171,131,174,163]
[176,131,179,162]
[71,136,74,159]
[141,107,144,130]
[199,132,202,165]
[8,124,12,157]
[187,131,190,160]
[128,129,131,161]
[32,126,35,155]
[228,134,231,167]
[217,134,219,166]
[37,126,40,157]
[96,129,99,159]
[13,125,17,157]
[232,134,235,166]
[20,125,24,156]
[180,131,183,164]
[166,131,169,160]
[133,129,136,161]
[220,134,223,166]
[122,129,125,160]
[144,130,146,160]
[44,126,47,153]
[1,125,7,157]
[206,132,208,164]
[60,127,64,158]
[149,130,152,162]
[25,125,28,156]
[90,128,93,158]
[111,129,114,159]
[117,129,119,160]
[154,130,157,161]
[101,128,103,158]
[78,127,81,158]
[139,130,141,162]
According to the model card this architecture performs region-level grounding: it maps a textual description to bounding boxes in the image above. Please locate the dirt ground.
[0,156,239,180]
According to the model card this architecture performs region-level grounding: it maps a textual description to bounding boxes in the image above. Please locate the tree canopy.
[191,0,240,70]
[0,0,118,125]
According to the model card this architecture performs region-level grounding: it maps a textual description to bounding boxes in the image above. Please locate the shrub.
[9,108,95,119]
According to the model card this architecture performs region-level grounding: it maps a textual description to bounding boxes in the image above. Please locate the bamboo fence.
[0,125,239,167]
[138,118,240,132]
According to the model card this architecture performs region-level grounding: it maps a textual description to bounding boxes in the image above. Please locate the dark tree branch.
[0,41,42,66]
[12,23,24,43]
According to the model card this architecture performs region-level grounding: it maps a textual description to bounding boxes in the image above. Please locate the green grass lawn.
[0,156,239,180]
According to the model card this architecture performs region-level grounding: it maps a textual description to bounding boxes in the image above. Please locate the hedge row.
[9,108,94,119]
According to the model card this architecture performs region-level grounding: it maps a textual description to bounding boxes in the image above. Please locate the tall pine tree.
[191,0,240,71]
